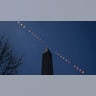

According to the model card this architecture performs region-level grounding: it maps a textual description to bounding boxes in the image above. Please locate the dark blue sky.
[0,21,96,75]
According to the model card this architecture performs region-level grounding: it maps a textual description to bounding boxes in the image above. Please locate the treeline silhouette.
[0,35,22,75]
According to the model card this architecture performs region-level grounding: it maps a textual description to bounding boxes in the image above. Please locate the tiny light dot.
[28,30,31,32]
[82,71,84,74]
[23,26,26,28]
[79,69,81,71]
[34,34,36,37]
[60,55,63,58]
[20,23,23,26]
[65,59,68,62]
[57,53,60,56]
[36,36,39,39]
[74,65,76,68]
[76,67,79,70]
[62,57,65,60]
[32,32,34,34]
[17,21,20,24]
[68,61,71,64]
[39,38,41,41]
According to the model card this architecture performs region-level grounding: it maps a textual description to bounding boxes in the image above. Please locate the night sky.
[0,21,96,75]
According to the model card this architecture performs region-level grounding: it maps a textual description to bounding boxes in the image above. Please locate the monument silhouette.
[41,48,54,75]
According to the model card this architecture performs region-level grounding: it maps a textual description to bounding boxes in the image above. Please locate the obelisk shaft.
[41,48,53,75]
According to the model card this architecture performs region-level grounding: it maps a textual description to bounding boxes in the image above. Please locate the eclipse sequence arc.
[17,21,85,74]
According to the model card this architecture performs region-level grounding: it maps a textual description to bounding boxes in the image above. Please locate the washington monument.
[41,48,54,75]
